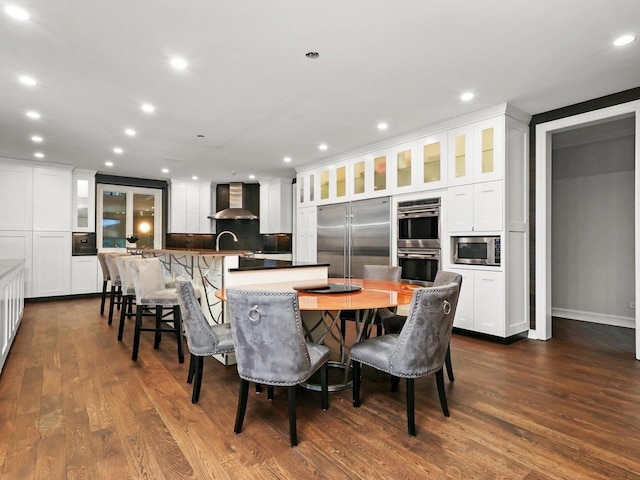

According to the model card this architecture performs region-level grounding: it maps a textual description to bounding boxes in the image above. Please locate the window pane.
[102,191,126,248]
[133,193,155,248]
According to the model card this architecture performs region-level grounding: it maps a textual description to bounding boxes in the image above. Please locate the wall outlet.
[631,302,636,309]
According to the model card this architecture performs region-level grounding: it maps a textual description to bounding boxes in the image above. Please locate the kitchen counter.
[133,247,252,256]
[229,259,329,271]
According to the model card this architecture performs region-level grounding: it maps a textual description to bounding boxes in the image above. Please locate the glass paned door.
[97,184,162,250]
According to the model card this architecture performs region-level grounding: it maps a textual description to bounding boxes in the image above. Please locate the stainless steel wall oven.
[397,197,441,284]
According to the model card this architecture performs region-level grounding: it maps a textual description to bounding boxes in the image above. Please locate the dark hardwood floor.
[1,299,639,479]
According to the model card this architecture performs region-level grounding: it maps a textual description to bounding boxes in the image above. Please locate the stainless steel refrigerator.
[317,197,391,279]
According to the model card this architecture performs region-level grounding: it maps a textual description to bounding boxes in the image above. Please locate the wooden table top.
[216,278,420,311]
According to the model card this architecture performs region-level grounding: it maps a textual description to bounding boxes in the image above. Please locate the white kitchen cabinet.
[416,132,448,191]
[448,117,503,186]
[449,268,504,336]
[447,181,503,233]
[295,206,317,263]
[260,178,293,233]
[72,169,96,232]
[33,168,72,232]
[32,231,71,297]
[71,256,99,294]
[390,141,417,195]
[0,231,33,298]
[169,181,212,233]
[0,164,33,231]
[296,171,319,206]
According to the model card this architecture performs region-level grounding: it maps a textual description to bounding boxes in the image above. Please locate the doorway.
[533,101,640,360]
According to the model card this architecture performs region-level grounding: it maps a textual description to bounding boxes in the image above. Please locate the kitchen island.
[137,249,329,365]
[0,259,25,375]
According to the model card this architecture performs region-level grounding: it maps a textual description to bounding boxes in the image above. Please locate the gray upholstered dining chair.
[226,289,330,447]
[128,258,184,363]
[382,270,462,382]
[175,277,234,404]
[115,255,144,341]
[104,252,130,325]
[351,282,460,436]
[339,265,402,337]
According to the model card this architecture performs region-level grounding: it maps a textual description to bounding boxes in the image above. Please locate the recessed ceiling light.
[5,5,30,21]
[34,152,44,158]
[161,168,169,174]
[192,176,198,180]
[318,144,328,151]
[141,103,155,113]
[31,135,43,143]
[170,57,188,70]
[377,122,388,130]
[19,75,37,86]
[105,161,114,167]
[614,34,636,46]
[124,128,136,136]
[248,174,256,180]
[26,111,40,119]
[283,156,292,163]
[305,52,319,59]
[460,92,474,101]
[113,147,123,154]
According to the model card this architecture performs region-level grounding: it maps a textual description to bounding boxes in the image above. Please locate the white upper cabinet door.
[473,117,504,183]
[261,178,293,234]
[185,185,201,233]
[331,161,350,203]
[33,168,72,232]
[0,164,33,231]
[447,125,474,186]
[72,169,96,232]
[447,185,474,233]
[416,132,448,191]
[473,181,503,232]
[169,183,187,233]
[350,155,371,200]
[390,142,417,195]
[199,185,213,233]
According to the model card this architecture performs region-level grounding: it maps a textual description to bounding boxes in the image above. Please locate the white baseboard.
[552,307,635,329]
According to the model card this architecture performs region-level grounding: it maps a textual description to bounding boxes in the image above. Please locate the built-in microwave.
[452,236,501,266]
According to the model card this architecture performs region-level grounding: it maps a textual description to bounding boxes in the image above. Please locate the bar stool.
[128,258,184,363]
[104,252,130,325]
[97,252,110,315]
[115,255,144,341]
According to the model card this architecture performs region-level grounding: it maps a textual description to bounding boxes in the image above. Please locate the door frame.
[532,100,640,360]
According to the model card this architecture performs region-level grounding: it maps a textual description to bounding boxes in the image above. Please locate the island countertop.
[229,259,330,271]
[133,247,252,256]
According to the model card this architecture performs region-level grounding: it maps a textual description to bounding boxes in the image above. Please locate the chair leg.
[192,356,203,404]
[154,306,162,349]
[116,285,122,310]
[376,324,382,337]
[391,375,400,392]
[108,285,117,325]
[100,280,108,315]
[352,361,361,407]
[320,362,329,411]
[255,383,262,393]
[117,296,129,341]
[267,386,274,400]
[174,306,184,364]
[445,342,454,382]
[288,386,297,447]
[132,305,143,361]
[406,378,416,436]
[234,379,250,434]
[436,368,449,417]
[187,354,195,384]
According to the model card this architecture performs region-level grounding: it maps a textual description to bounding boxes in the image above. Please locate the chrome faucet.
[216,230,238,251]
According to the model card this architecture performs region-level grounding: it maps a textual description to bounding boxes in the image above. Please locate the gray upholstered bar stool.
[97,252,110,315]
[104,252,130,326]
[115,255,144,341]
[128,258,184,363]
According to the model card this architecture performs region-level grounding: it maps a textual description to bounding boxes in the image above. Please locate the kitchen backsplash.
[166,224,291,252]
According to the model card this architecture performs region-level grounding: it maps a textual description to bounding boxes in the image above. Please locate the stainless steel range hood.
[209,182,258,220]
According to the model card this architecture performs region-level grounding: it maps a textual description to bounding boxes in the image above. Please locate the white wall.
[552,133,635,324]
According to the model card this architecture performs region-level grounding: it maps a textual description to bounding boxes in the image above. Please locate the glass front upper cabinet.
[473,117,503,182]
[335,165,346,198]
[396,149,412,188]
[448,125,474,186]
[417,133,447,190]
[352,160,366,196]
[373,154,387,193]
[320,169,330,200]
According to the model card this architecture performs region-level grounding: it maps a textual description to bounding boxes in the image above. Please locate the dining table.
[216,277,420,391]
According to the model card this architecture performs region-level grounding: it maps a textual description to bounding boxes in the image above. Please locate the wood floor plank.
[2,298,640,479]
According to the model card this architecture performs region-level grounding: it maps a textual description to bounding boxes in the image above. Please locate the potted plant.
[125,234,139,246]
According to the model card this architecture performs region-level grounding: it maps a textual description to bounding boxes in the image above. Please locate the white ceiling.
[1,1,639,184]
